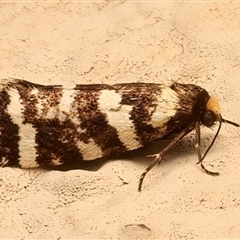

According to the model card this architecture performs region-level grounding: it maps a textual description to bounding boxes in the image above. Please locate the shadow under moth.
[0,79,239,191]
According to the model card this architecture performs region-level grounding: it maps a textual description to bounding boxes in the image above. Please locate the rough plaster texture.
[1,2,240,239]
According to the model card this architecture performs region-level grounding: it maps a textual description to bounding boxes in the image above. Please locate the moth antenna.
[198,115,239,164]
[198,116,222,164]
[222,118,240,127]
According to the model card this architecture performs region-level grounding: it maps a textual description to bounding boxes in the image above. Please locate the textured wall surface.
[1,2,240,239]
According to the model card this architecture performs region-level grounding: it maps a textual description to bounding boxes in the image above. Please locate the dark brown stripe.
[16,82,63,124]
[74,88,127,157]
[118,84,159,145]
[165,83,210,134]
[37,87,62,117]
[34,118,83,166]
[17,84,38,124]
[0,89,20,166]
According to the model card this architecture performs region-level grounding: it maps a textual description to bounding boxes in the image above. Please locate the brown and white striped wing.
[0,80,190,168]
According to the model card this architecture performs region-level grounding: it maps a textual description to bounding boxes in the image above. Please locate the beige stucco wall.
[0,2,240,239]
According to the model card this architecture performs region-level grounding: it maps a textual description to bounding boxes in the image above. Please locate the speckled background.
[1,2,240,239]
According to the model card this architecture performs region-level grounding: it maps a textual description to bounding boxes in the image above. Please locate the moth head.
[201,96,221,127]
[198,95,239,164]
[202,95,239,128]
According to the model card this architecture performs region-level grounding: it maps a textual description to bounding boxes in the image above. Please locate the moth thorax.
[201,96,221,127]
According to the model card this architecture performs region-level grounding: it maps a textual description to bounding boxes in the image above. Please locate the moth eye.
[201,110,216,127]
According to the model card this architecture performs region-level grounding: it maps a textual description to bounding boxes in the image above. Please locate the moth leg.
[195,121,219,176]
[138,127,192,192]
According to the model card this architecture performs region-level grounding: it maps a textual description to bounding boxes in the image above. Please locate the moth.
[0,79,238,191]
